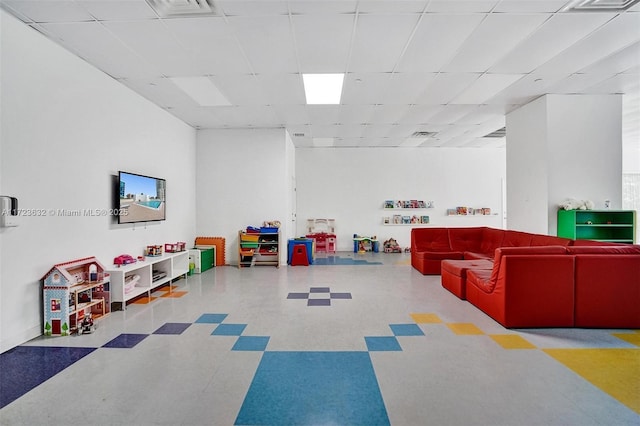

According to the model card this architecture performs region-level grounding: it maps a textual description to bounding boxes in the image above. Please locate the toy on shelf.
[146,245,163,256]
[165,242,186,253]
[383,238,402,253]
[306,218,337,254]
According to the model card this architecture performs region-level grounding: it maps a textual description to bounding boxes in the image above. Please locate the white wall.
[507,94,623,235]
[296,148,505,251]
[195,128,293,265]
[0,11,197,352]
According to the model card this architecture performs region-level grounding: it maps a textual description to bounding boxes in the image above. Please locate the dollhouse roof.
[41,256,105,282]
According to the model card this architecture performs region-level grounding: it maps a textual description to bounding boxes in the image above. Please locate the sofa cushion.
[448,227,484,252]
[416,251,464,261]
[567,245,640,254]
[530,234,572,246]
[467,268,493,293]
[569,239,617,246]
[479,228,505,256]
[463,252,493,260]
[502,230,533,247]
[411,228,451,251]
[490,246,568,286]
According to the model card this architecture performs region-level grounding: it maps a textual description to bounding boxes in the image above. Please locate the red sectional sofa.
[411,227,640,328]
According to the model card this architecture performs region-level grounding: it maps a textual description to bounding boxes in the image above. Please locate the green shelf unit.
[557,209,636,244]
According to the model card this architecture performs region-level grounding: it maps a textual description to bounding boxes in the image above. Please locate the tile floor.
[1,252,638,425]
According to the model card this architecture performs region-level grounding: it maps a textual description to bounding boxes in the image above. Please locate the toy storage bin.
[189,247,215,274]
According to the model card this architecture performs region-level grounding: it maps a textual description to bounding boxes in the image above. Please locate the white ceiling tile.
[443,14,550,72]
[227,16,298,73]
[361,124,395,138]
[546,72,620,94]
[217,0,289,16]
[357,0,429,13]
[456,105,509,125]
[80,1,157,21]
[163,18,253,75]
[342,73,393,104]
[307,105,342,124]
[3,0,94,22]
[254,73,306,105]
[333,124,366,138]
[426,1,499,12]
[452,74,524,104]
[103,20,201,76]
[39,22,162,79]
[349,14,419,72]
[370,105,414,124]
[379,73,437,104]
[493,0,567,12]
[585,73,640,94]
[289,1,358,14]
[396,14,484,72]
[273,106,310,125]
[292,14,353,73]
[120,77,200,108]
[581,41,640,75]
[427,105,478,124]
[397,105,444,125]
[387,124,420,138]
[338,105,376,124]
[414,73,480,104]
[208,74,268,105]
[536,13,640,75]
[486,72,570,104]
[490,13,615,74]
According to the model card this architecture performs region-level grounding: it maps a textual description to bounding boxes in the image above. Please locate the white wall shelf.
[106,251,189,310]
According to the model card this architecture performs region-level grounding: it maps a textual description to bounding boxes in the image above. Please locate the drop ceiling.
[2,0,639,148]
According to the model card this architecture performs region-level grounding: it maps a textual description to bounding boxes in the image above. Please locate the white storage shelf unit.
[107,251,189,310]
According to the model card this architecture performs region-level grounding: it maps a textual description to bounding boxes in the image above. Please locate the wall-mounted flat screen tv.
[118,171,166,224]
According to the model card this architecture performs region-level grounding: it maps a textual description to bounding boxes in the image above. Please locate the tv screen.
[118,171,166,224]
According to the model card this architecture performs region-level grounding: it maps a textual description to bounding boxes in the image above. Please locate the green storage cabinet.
[189,247,215,273]
[557,209,636,244]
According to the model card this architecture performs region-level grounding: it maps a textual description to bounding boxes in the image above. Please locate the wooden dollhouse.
[42,256,110,336]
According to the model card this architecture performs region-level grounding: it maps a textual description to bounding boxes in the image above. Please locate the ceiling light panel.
[349,14,420,73]
[489,13,614,74]
[452,74,524,104]
[443,14,549,73]
[303,74,344,105]
[170,76,231,106]
[397,14,484,73]
[228,16,298,73]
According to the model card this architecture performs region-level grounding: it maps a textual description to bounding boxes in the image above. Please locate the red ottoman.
[441,259,493,299]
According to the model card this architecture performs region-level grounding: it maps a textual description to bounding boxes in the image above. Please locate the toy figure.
[77,314,95,335]
[383,238,402,253]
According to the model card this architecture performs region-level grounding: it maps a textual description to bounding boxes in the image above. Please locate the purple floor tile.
[310,287,330,293]
[287,293,309,299]
[330,293,352,299]
[308,299,331,306]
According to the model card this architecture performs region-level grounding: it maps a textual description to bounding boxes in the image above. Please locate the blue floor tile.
[212,323,247,336]
[390,323,425,336]
[309,287,330,293]
[102,333,148,348]
[195,313,228,324]
[286,292,309,299]
[232,336,270,351]
[153,322,191,335]
[308,298,331,306]
[313,256,382,265]
[365,336,403,351]
[0,346,96,408]
[235,351,389,425]
[330,292,352,299]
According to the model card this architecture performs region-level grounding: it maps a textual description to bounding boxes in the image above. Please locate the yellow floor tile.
[612,333,640,347]
[489,334,536,349]
[447,323,484,335]
[544,348,640,414]
[410,313,442,324]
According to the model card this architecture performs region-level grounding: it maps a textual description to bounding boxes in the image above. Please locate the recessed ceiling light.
[169,76,231,106]
[303,74,344,105]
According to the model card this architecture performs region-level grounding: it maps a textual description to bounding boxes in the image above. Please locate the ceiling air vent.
[562,0,640,12]
[483,127,506,138]
[146,0,218,18]
[411,131,438,138]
